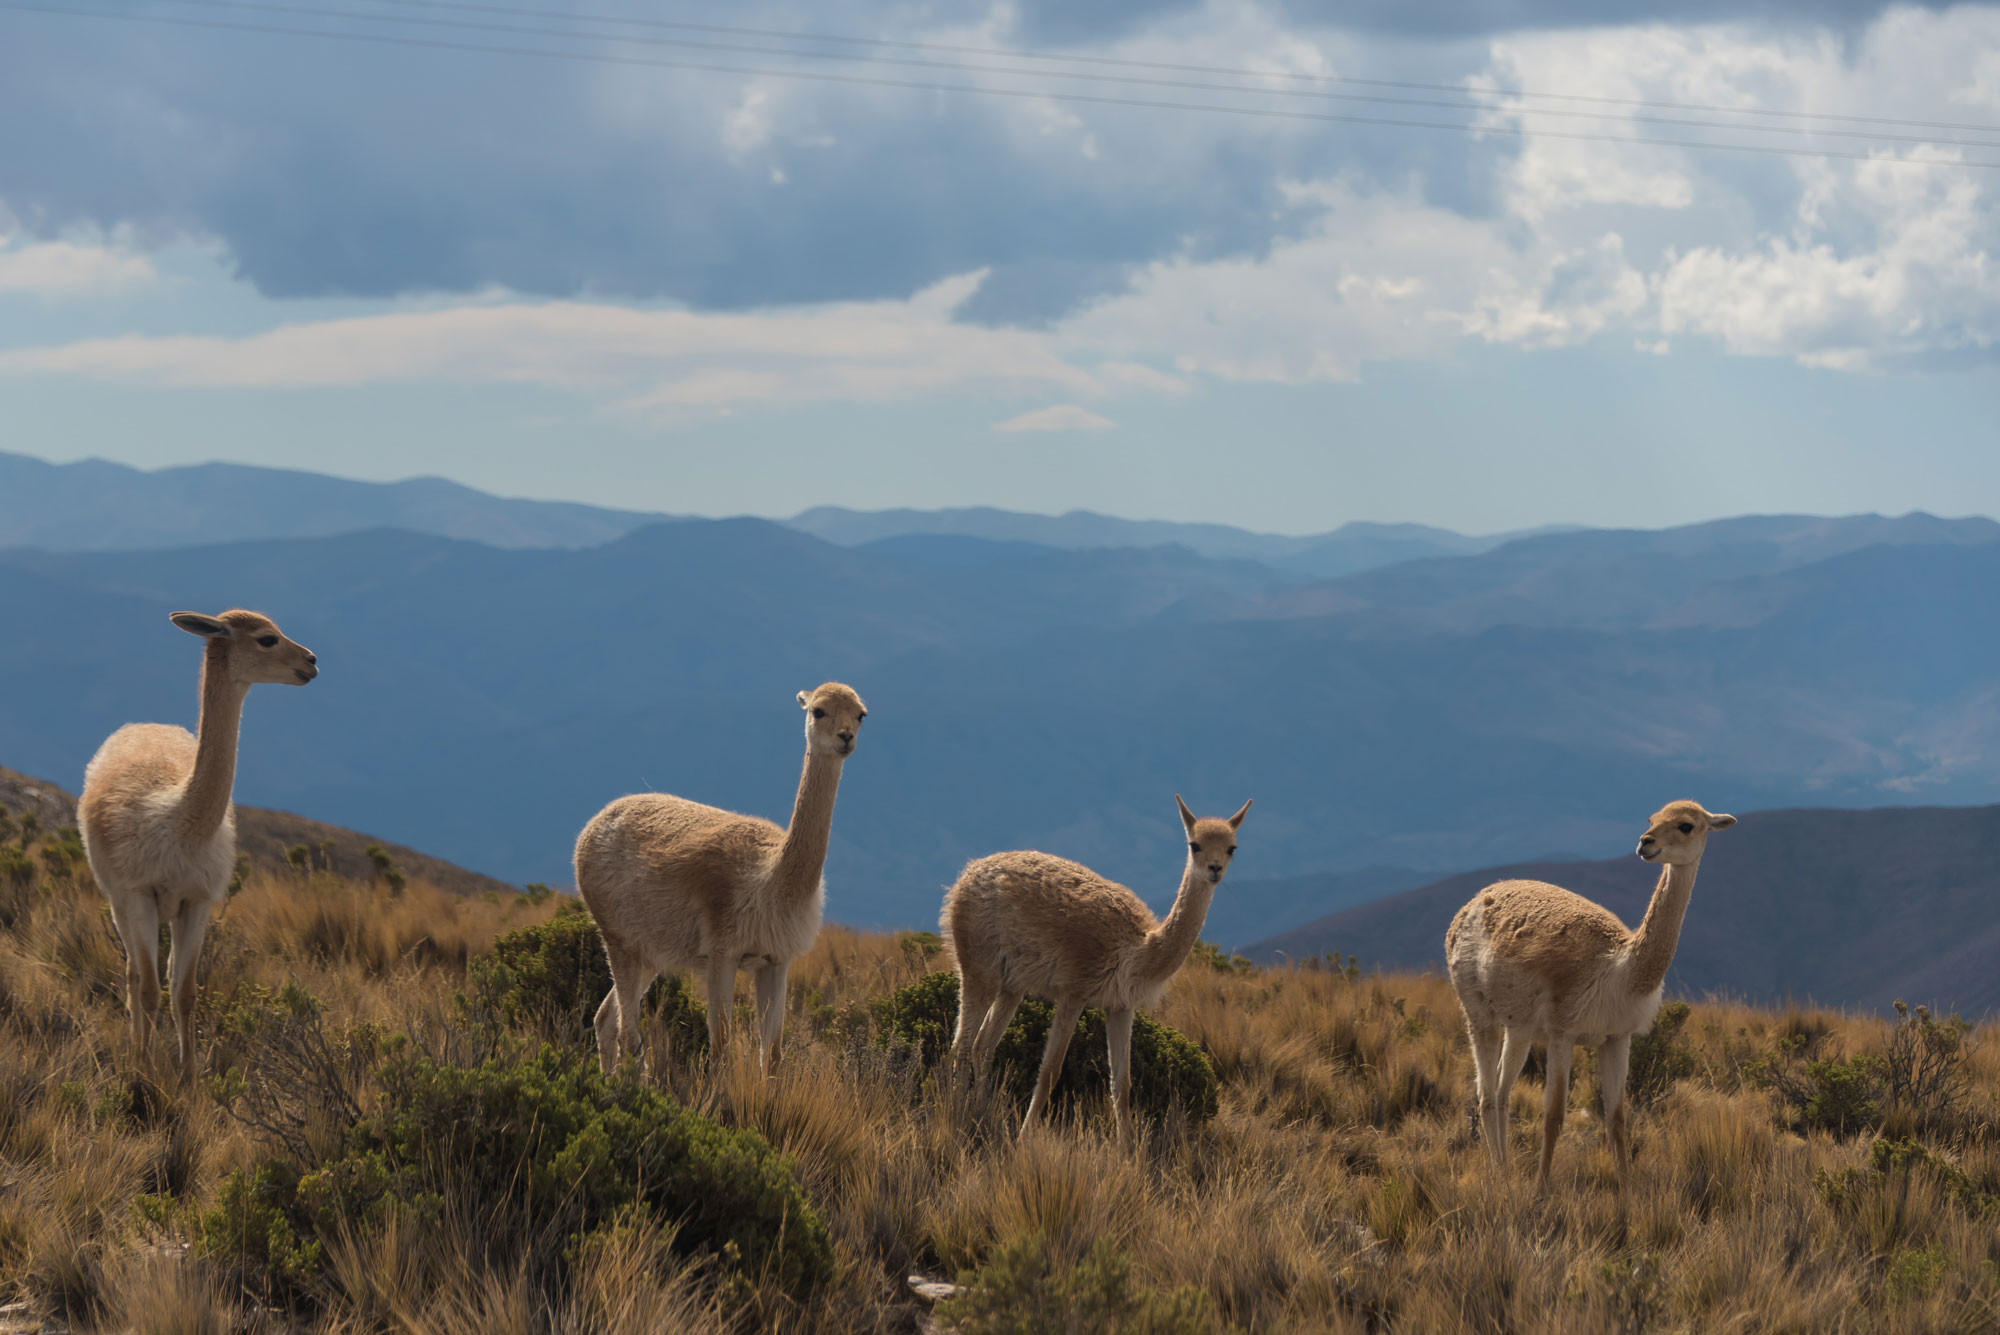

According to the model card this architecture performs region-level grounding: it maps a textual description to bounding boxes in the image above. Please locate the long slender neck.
[770,747,844,899]
[1624,859,1701,997]
[1134,860,1217,982]
[177,641,248,841]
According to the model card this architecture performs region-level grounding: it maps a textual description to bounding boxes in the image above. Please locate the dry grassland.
[2,820,1998,1334]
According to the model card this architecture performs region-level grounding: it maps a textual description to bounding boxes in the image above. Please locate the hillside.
[1249,801,2000,1017]
[0,763,517,898]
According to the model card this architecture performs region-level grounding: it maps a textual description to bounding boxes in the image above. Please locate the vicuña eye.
[811,708,826,719]
[256,635,278,648]
[1677,822,1694,834]
[1227,846,1237,855]
[1189,842,1201,854]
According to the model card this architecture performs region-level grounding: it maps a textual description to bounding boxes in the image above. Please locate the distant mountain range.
[3,452,1546,579]
[3,450,1999,951]
[1246,802,2000,1018]
[0,451,672,552]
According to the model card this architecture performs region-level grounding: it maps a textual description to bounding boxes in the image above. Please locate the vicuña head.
[1178,794,1245,885]
[798,682,866,758]
[1636,800,1735,864]
[170,609,319,686]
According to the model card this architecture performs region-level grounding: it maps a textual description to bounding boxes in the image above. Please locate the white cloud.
[0,236,155,297]
[993,404,1116,432]
[0,272,1118,417]
[1,8,1997,409]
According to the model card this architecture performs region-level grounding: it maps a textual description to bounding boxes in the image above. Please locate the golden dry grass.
[3,839,2000,1334]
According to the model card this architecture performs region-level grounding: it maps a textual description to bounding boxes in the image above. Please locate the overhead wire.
[5,0,1998,170]
[358,0,2000,137]
[76,0,2000,151]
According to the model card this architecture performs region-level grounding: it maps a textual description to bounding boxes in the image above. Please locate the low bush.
[204,1023,831,1302]
[1626,1001,1698,1109]
[1816,1137,1996,1218]
[873,973,1219,1127]
[938,1232,1229,1335]
[468,906,707,1055]
[1189,941,1254,975]
[1745,1031,1884,1138]
[1880,1000,1975,1137]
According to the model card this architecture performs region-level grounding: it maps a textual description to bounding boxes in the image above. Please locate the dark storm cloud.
[0,0,1946,315]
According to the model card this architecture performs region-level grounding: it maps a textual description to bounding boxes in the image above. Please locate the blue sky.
[2,0,1998,533]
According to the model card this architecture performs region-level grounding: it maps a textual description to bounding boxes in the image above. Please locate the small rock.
[908,1273,959,1303]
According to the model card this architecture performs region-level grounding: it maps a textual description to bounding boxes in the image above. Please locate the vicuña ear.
[1228,798,1253,830]
[170,612,232,639]
[1175,794,1196,832]
[1707,812,1737,830]
[797,690,811,709]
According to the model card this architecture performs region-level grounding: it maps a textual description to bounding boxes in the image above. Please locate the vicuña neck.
[1625,859,1701,997]
[770,748,844,900]
[177,641,248,841]
[1134,861,1217,982]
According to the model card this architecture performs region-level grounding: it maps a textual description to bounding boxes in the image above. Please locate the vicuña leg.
[1465,1020,1504,1165]
[1597,1035,1632,1185]
[1105,1007,1135,1141]
[950,972,997,1079]
[1491,1025,1535,1170]
[1022,998,1084,1133]
[593,936,653,1074]
[754,959,789,1074]
[1538,1037,1574,1191]
[704,954,736,1073]
[168,897,215,1075]
[108,892,162,1064]
[970,989,1025,1091]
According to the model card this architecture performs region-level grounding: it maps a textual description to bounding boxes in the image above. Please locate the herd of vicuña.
[77,608,1735,1186]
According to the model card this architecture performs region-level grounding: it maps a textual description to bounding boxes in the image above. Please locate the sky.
[2,0,1998,535]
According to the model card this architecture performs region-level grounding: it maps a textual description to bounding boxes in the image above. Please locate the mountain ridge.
[1245,800,2000,1017]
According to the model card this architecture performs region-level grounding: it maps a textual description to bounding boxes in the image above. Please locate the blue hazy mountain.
[0,451,673,552]
[1246,802,2000,1018]
[4,451,1545,580]
[3,508,1997,940]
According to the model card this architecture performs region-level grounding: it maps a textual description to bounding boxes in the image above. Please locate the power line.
[7,1,1998,171]
[359,0,2000,138]
[115,0,2000,152]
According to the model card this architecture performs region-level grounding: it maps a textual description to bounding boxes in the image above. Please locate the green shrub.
[1883,1243,1954,1304]
[1881,1000,1974,1136]
[1189,941,1254,974]
[198,1163,322,1296]
[203,1039,831,1301]
[1745,1032,1884,1137]
[364,845,406,895]
[1591,1253,1667,1335]
[938,1233,1230,1335]
[896,929,944,961]
[468,908,706,1054]
[873,973,1219,1127]
[1626,1001,1698,1109]
[1814,1137,1995,1218]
